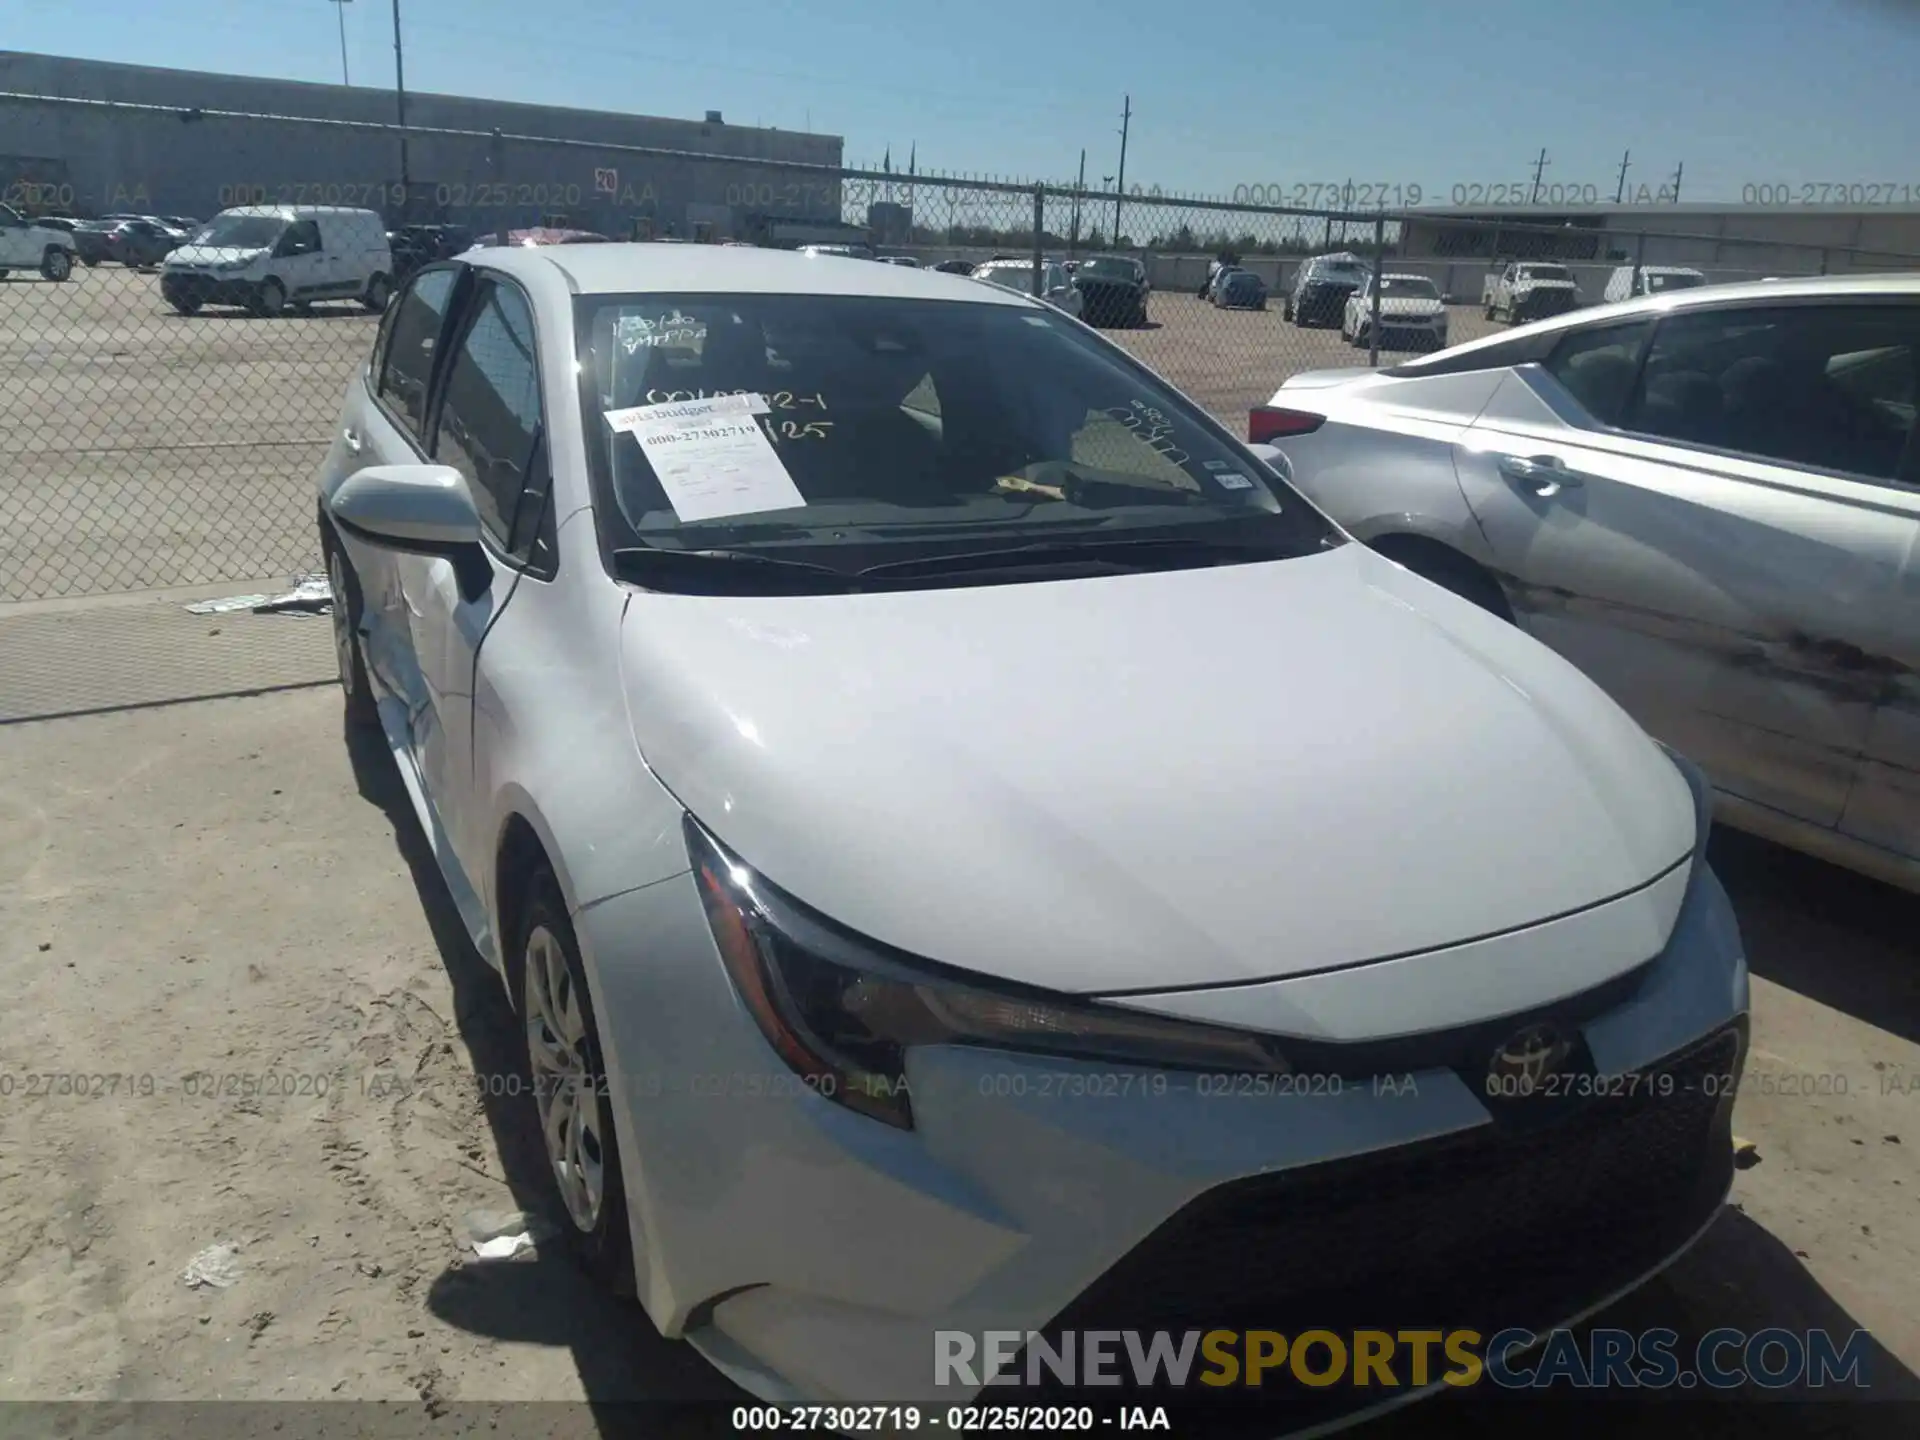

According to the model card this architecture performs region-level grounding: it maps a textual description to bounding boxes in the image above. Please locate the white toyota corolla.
[317,243,1747,1430]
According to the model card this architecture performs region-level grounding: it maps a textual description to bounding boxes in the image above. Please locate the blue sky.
[8,0,1918,202]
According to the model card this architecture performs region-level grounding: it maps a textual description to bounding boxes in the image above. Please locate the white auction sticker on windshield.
[618,396,804,523]
[604,391,769,435]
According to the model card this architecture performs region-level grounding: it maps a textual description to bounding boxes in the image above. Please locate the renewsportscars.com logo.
[935,1327,1873,1391]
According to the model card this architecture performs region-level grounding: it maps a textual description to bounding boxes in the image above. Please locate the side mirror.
[327,464,491,599]
[1246,442,1292,481]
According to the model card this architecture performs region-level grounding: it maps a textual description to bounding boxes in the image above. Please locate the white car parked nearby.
[161,205,394,316]
[0,202,76,281]
[971,257,1085,318]
[1341,273,1450,351]
[316,241,1747,1430]
[1603,265,1709,303]
[1255,272,1920,893]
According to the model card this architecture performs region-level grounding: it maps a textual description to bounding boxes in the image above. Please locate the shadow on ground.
[1710,826,1920,1046]
[342,719,746,1431]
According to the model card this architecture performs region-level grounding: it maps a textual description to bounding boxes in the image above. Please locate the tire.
[324,537,380,730]
[252,277,286,317]
[169,295,202,316]
[41,248,71,282]
[515,868,637,1294]
[1281,295,1293,321]
[362,273,392,313]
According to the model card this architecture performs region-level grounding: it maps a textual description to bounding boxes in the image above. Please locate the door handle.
[1497,453,1584,497]
[342,427,363,455]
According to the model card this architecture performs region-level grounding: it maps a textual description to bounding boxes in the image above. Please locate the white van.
[1602,264,1708,303]
[161,206,393,316]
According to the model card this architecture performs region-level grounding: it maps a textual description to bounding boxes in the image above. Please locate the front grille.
[1015,1023,1744,1432]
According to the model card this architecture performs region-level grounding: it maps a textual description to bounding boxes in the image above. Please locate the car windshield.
[576,292,1336,583]
[975,265,1039,292]
[1378,276,1439,298]
[1524,265,1573,281]
[191,215,286,248]
[1080,258,1140,280]
[1646,271,1705,292]
[1318,263,1364,278]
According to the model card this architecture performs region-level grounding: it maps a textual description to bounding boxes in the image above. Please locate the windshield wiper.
[611,546,855,591]
[855,534,1287,580]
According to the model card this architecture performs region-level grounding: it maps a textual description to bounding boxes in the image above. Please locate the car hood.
[165,245,267,268]
[619,544,1694,994]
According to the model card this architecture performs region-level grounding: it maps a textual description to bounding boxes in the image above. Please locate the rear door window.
[1542,320,1655,425]
[1622,304,1919,481]
[376,267,460,442]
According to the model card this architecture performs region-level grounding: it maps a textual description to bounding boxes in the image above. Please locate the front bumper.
[1294,284,1356,324]
[1077,285,1148,326]
[1512,289,1579,321]
[162,271,259,306]
[1370,316,1449,348]
[572,853,1747,1420]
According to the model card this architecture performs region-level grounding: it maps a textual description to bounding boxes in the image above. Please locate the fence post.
[1632,229,1647,288]
[1818,247,1830,276]
[1032,185,1045,297]
[490,128,508,247]
[1369,211,1384,368]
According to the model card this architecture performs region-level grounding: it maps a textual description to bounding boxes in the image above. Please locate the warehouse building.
[0,51,846,240]
[1396,203,1920,276]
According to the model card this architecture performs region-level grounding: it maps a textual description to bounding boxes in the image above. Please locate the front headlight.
[687,816,1291,1128]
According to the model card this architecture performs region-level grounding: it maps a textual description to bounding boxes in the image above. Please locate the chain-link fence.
[6,101,1920,604]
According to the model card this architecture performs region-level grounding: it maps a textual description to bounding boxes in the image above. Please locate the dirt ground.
[2,687,1918,1436]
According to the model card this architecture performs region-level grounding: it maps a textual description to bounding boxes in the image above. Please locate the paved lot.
[0,687,1916,1434]
[0,266,1496,604]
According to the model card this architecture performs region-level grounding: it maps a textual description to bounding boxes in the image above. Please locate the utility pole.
[391,0,411,211]
[1668,161,1683,205]
[1614,149,1630,205]
[1113,94,1131,247]
[330,0,352,86]
[1529,147,1549,206]
[1070,148,1085,258]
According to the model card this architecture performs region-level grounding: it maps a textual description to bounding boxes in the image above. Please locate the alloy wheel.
[524,924,606,1232]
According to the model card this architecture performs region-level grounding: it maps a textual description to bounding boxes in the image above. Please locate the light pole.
[329,0,352,86]
[391,0,412,210]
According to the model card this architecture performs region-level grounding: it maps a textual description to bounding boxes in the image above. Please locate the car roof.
[214,205,381,220]
[470,241,1038,305]
[1400,271,1920,367]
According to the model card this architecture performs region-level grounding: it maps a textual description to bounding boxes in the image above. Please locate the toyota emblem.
[1487,1022,1575,1097]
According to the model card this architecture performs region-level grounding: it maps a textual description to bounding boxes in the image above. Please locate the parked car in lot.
[1484,261,1582,324]
[161,205,394,316]
[875,254,920,267]
[1285,251,1369,327]
[389,223,475,282]
[69,214,144,267]
[1255,273,1920,892]
[1073,253,1151,326]
[0,203,77,280]
[1603,265,1709,303]
[932,258,975,275]
[1210,267,1267,310]
[1342,273,1449,350]
[971,256,1084,318]
[103,216,191,268]
[317,240,1748,1425]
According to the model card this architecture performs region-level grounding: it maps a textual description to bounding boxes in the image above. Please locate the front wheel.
[517,870,637,1293]
[325,540,379,729]
[41,248,72,282]
[252,277,286,317]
